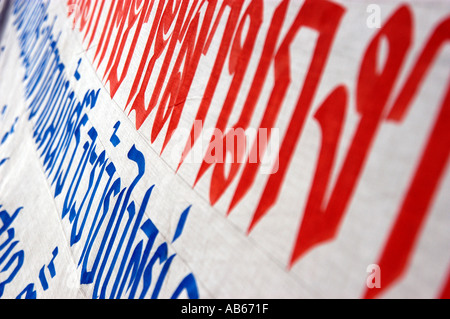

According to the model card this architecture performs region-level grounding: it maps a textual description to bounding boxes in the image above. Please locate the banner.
[0,0,449,299]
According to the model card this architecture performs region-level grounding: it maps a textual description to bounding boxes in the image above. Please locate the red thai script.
[68,0,450,298]
[440,271,450,299]
[363,15,450,299]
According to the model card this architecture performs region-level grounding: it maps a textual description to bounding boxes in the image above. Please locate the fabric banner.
[0,0,449,299]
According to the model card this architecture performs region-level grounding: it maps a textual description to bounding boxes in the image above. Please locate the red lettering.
[290,85,347,264]
[193,0,263,205]
[126,0,190,130]
[139,0,189,143]
[152,0,219,154]
[227,0,346,239]
[288,5,412,266]
[177,0,245,168]
[94,0,132,69]
[222,0,290,211]
[439,270,450,299]
[68,2,450,297]
[104,0,152,97]
[85,0,105,48]
[364,16,450,299]
[125,0,166,121]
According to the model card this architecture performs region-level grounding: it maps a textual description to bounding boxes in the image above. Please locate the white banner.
[0,0,449,299]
